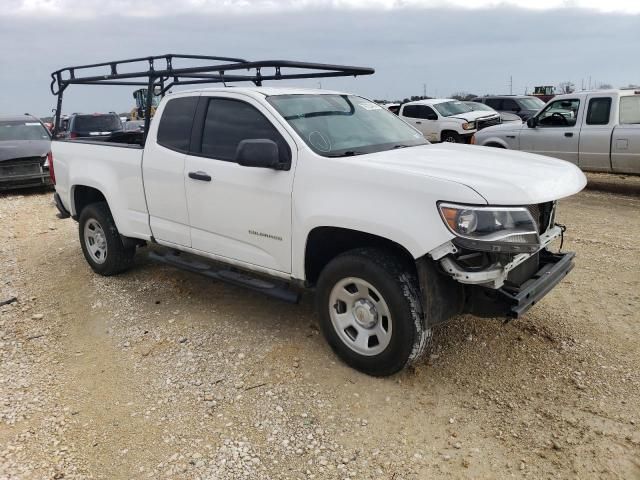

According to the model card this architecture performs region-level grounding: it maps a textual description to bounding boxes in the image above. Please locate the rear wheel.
[441,131,461,143]
[78,202,135,276]
[316,248,430,376]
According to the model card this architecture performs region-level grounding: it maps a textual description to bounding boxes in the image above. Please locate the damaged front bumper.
[435,225,564,289]
[423,225,575,321]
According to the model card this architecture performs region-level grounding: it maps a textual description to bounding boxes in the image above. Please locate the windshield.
[432,101,472,117]
[267,94,427,156]
[519,97,546,110]
[0,120,50,141]
[464,102,493,112]
[73,115,122,132]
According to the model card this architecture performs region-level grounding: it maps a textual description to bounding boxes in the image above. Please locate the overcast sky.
[1,0,638,116]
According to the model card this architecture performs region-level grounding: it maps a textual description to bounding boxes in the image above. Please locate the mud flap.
[416,256,465,328]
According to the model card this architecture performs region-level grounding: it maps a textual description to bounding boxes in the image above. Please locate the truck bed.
[52,139,152,240]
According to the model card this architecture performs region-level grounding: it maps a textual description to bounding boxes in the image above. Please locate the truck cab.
[475,89,640,175]
[49,55,587,377]
[398,99,501,143]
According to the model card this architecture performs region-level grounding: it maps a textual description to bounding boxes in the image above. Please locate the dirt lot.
[0,173,639,480]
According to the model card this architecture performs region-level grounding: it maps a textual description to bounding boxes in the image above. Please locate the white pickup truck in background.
[474,89,640,174]
[398,98,501,143]
[50,56,587,376]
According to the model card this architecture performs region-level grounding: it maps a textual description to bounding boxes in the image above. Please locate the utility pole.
[423,83,427,98]
[509,75,513,95]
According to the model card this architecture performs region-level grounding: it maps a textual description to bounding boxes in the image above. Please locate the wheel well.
[73,185,107,218]
[304,227,415,286]
[440,130,459,140]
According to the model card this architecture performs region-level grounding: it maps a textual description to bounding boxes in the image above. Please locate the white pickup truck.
[50,56,586,376]
[398,98,501,143]
[474,89,640,175]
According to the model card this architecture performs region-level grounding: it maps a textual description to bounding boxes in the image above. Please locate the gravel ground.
[0,173,639,479]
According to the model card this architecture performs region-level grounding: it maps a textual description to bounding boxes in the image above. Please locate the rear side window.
[157,97,199,152]
[402,105,435,119]
[484,98,502,110]
[620,96,640,124]
[586,97,612,125]
[200,98,289,162]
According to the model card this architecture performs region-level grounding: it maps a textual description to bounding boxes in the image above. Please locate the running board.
[148,250,300,303]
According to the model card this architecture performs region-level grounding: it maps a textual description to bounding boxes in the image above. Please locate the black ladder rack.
[50,53,375,137]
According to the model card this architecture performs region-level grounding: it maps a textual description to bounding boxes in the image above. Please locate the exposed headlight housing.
[439,202,540,253]
[462,122,476,130]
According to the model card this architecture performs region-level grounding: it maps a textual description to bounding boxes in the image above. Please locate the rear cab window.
[619,95,640,125]
[157,97,199,152]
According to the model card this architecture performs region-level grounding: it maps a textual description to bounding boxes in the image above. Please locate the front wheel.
[316,248,431,376]
[441,131,462,143]
[78,202,135,276]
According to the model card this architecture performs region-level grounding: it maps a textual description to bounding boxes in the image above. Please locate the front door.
[401,105,438,142]
[184,95,296,273]
[520,98,582,164]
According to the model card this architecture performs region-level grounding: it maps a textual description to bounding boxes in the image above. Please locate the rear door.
[184,94,296,273]
[519,97,582,164]
[142,94,199,247]
[612,94,640,174]
[578,95,614,172]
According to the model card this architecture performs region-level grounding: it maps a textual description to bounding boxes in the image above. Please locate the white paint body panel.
[53,86,587,282]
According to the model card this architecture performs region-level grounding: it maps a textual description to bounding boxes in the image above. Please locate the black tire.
[316,248,431,376]
[441,131,461,143]
[78,202,135,276]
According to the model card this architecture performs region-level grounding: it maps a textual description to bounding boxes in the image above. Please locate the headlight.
[438,203,540,253]
[462,122,476,130]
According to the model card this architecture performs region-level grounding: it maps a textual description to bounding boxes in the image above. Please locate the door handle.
[415,121,422,125]
[188,171,212,182]
[564,132,573,138]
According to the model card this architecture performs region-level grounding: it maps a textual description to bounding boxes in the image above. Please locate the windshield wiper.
[327,151,366,157]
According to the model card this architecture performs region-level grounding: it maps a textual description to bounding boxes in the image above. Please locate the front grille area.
[476,115,501,130]
[0,157,45,179]
[526,202,555,234]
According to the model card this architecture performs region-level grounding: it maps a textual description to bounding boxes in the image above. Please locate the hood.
[0,139,51,162]
[450,111,499,122]
[477,122,525,134]
[499,112,523,123]
[357,143,586,205]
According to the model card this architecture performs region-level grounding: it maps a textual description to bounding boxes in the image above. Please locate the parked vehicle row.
[474,89,640,175]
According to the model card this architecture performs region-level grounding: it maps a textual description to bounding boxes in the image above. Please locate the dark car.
[472,95,546,121]
[0,114,52,191]
[61,112,123,140]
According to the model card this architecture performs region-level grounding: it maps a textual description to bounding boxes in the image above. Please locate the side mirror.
[235,139,285,170]
[526,117,538,128]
